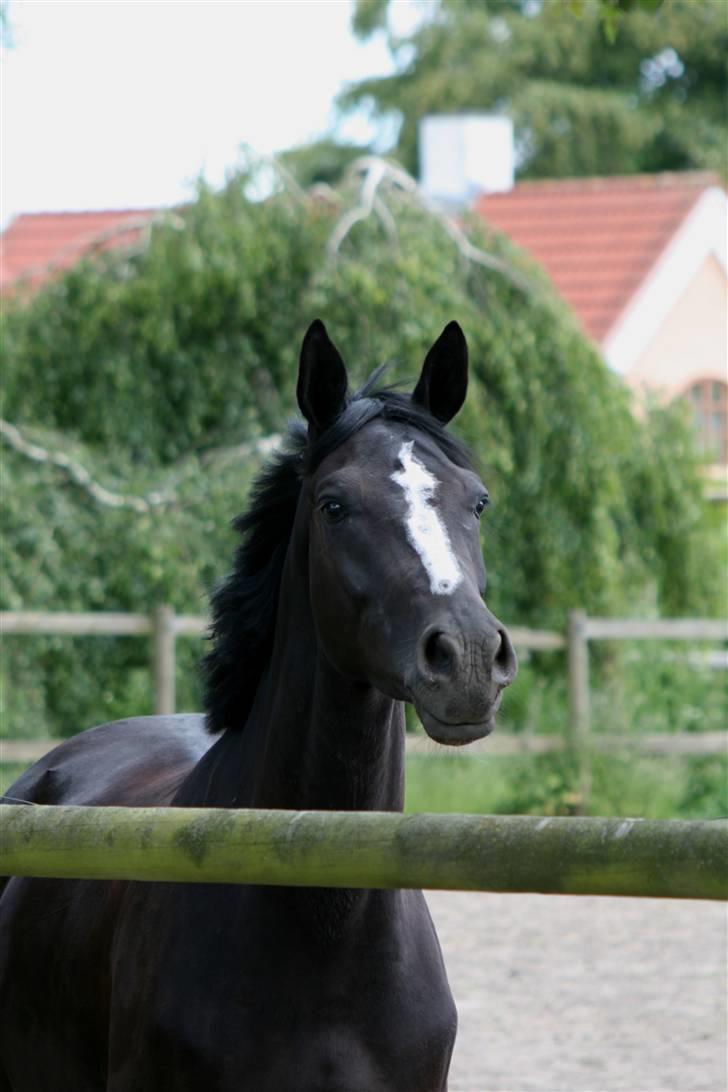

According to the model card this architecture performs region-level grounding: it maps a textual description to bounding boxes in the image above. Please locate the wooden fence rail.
[2,731,726,767]
[1,805,725,901]
[2,610,726,790]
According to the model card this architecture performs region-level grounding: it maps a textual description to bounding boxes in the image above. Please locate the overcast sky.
[1,1,415,226]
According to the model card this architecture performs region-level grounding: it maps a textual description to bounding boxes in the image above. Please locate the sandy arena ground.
[426,891,727,1092]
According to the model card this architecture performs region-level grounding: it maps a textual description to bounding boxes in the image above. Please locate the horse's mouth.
[416,703,499,746]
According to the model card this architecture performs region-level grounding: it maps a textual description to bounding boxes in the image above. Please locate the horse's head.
[297,320,517,745]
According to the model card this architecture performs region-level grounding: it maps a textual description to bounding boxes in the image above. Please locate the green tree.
[343,0,727,179]
[1,160,719,738]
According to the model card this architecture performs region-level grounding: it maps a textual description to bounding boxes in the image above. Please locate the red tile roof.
[475,172,722,342]
[0,208,158,293]
[3,174,721,332]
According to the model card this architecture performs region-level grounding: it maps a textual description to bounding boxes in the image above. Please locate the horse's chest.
[110,886,456,1091]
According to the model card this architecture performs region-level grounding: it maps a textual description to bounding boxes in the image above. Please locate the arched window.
[683,379,727,463]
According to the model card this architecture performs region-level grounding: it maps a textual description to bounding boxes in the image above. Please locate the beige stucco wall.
[626,254,727,401]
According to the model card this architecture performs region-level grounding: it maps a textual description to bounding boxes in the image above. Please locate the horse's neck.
[180,535,406,813]
[250,635,406,811]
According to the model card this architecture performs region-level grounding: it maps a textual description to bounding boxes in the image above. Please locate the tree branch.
[0,419,173,513]
[327,156,534,293]
[1,419,282,512]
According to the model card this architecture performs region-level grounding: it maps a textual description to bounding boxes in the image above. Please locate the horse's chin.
[417,706,497,747]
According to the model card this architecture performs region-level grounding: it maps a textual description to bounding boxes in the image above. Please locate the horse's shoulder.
[5,714,212,806]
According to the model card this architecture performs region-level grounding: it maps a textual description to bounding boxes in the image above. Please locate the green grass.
[404,751,727,819]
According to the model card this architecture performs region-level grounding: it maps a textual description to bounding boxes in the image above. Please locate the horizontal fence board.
[0,611,152,636]
[1,805,725,900]
[0,612,568,650]
[4,613,726,645]
[3,731,726,767]
[598,731,728,756]
[406,735,562,756]
[508,626,565,651]
[173,615,208,637]
[584,618,728,642]
[1,740,58,763]
[407,731,728,757]
[2,611,724,642]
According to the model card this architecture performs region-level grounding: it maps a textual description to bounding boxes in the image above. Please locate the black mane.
[203,378,474,734]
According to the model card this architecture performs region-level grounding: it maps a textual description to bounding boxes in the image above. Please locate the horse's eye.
[320,500,346,523]
[474,495,489,519]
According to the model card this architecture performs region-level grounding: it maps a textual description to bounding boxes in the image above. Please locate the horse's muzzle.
[412,612,517,745]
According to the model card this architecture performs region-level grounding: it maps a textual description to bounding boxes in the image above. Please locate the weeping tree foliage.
[0,160,718,739]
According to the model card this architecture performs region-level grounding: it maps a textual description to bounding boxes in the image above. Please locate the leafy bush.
[590,642,728,738]
[0,432,257,736]
[1,160,720,738]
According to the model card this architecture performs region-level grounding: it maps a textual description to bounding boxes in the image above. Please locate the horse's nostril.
[494,626,518,686]
[422,630,457,679]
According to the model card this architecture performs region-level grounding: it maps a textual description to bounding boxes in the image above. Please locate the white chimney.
[419,114,515,207]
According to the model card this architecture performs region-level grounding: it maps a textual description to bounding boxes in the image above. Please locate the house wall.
[626,254,727,401]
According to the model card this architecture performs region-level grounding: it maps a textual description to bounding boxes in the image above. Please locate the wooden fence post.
[153,605,176,716]
[567,610,591,812]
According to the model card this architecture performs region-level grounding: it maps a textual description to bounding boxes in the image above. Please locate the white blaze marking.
[391,441,462,596]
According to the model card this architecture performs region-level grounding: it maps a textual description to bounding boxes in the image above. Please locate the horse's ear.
[412,321,468,424]
[297,320,349,435]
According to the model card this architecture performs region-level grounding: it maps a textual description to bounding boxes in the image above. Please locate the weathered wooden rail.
[4,730,726,767]
[1,805,725,901]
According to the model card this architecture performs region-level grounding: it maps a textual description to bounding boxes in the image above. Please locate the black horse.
[0,320,517,1091]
